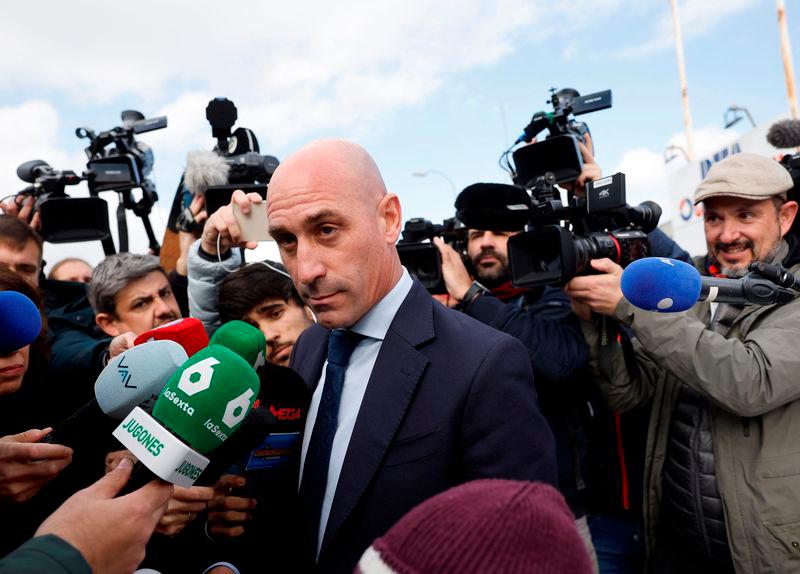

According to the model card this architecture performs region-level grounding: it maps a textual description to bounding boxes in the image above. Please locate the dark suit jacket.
[290,280,557,573]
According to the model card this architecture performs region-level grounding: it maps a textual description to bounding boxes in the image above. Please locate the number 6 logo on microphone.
[177,357,221,396]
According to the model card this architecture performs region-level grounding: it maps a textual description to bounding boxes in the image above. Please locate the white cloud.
[614,124,741,223]
[614,0,759,59]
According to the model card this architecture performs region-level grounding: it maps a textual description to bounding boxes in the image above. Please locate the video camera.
[397,217,466,294]
[503,172,661,287]
[14,160,112,248]
[502,87,612,186]
[73,110,167,254]
[766,119,800,238]
[170,98,279,233]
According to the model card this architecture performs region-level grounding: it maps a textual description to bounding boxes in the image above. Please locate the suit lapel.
[320,281,434,554]
[291,324,329,392]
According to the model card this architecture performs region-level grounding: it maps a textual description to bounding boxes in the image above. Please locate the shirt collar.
[349,267,413,341]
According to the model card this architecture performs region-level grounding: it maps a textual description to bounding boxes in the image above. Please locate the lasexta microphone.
[209,319,267,369]
[0,291,42,354]
[43,340,188,446]
[134,317,209,357]
[113,344,260,486]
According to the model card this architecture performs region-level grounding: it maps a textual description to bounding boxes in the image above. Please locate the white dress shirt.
[299,268,413,555]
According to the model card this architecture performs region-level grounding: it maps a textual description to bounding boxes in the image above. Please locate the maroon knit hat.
[354,479,592,574]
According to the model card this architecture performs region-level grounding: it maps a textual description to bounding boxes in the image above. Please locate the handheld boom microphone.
[767,119,800,149]
[43,340,188,447]
[113,344,260,486]
[621,257,797,313]
[209,319,267,369]
[0,291,42,354]
[133,317,209,357]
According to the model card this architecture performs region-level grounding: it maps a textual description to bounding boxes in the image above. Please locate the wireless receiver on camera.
[113,344,260,487]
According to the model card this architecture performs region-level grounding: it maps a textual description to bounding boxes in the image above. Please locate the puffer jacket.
[582,238,800,573]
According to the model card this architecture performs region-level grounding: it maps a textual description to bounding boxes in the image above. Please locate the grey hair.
[88,253,164,315]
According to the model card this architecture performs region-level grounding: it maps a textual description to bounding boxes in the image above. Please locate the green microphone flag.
[152,344,261,455]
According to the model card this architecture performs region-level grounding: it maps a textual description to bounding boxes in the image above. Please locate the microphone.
[209,320,267,369]
[767,119,800,149]
[43,340,189,447]
[133,317,209,357]
[184,150,230,196]
[621,257,797,313]
[0,291,42,354]
[113,344,260,486]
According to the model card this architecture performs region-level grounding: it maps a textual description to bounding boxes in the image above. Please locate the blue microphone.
[621,257,702,312]
[0,291,42,354]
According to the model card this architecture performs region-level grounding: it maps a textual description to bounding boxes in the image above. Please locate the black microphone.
[698,275,796,306]
[767,119,800,149]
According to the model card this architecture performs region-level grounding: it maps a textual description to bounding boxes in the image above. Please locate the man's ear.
[379,193,402,244]
[304,305,316,324]
[95,313,121,337]
[780,200,798,237]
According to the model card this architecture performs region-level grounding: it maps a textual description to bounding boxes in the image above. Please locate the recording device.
[133,317,209,357]
[43,340,188,447]
[464,173,661,288]
[14,160,112,247]
[75,110,167,254]
[209,320,268,369]
[0,291,42,354]
[113,344,260,487]
[767,118,800,238]
[620,257,798,313]
[171,98,279,232]
[503,87,612,186]
[233,201,271,242]
[396,217,467,294]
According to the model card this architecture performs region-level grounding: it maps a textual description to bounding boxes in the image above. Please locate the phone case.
[232,202,271,242]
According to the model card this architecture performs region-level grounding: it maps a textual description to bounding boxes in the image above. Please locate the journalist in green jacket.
[564,153,800,573]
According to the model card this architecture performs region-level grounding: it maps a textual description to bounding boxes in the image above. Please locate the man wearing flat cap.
[564,152,800,572]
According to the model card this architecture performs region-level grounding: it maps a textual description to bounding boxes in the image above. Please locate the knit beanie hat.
[354,479,592,574]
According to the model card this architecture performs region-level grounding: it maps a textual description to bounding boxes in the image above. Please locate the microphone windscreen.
[455,183,532,232]
[209,320,267,369]
[152,345,260,455]
[767,119,800,150]
[0,291,42,354]
[134,317,209,357]
[621,257,702,313]
[184,150,230,195]
[95,340,189,419]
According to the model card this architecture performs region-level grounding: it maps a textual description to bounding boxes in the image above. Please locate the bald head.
[267,139,403,329]
[270,139,387,206]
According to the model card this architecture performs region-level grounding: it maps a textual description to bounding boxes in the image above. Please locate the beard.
[471,248,510,288]
[711,232,782,278]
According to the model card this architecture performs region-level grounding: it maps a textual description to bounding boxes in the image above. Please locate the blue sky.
[0,0,797,265]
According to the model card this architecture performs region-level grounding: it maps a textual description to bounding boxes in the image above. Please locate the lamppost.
[412,169,458,197]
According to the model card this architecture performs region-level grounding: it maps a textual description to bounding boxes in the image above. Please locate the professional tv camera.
[396,217,466,294]
[498,172,662,287]
[501,87,612,186]
[767,118,800,238]
[75,109,168,254]
[169,98,279,234]
[14,160,113,250]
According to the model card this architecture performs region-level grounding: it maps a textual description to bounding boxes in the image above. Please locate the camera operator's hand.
[433,237,472,307]
[35,457,173,574]
[560,133,601,196]
[207,474,257,538]
[564,258,624,317]
[155,484,214,536]
[200,189,262,256]
[1,196,41,230]
[176,194,209,276]
[107,331,136,362]
[0,428,73,504]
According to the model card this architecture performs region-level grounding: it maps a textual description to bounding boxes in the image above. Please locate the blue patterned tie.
[300,329,364,553]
